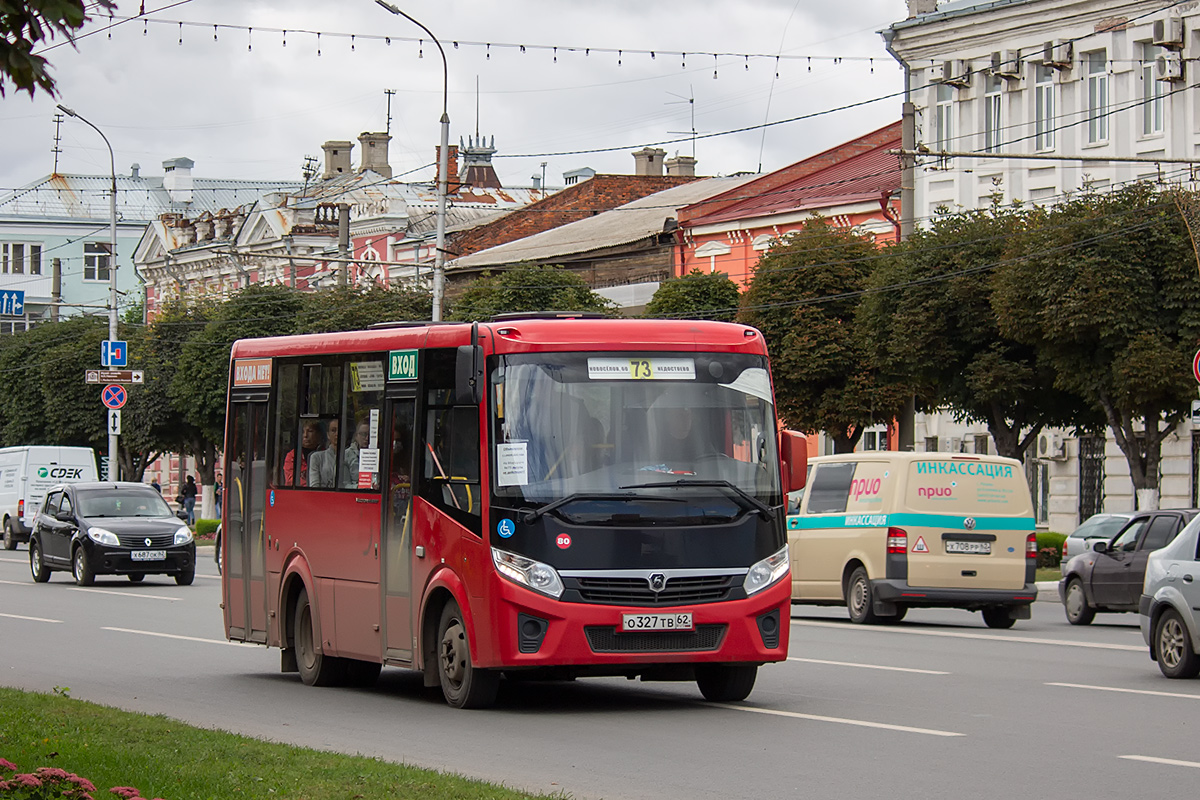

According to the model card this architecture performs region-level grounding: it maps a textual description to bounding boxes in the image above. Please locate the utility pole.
[384,88,395,135]
[51,258,61,322]
[338,204,350,287]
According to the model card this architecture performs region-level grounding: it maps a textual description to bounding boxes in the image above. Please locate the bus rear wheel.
[437,600,498,709]
[696,664,758,702]
[294,589,343,687]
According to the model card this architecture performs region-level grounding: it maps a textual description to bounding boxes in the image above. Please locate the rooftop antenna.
[51,112,65,173]
[474,75,480,138]
[384,88,395,135]
[666,87,706,159]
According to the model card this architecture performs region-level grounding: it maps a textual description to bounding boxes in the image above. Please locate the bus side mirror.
[779,430,807,494]
[455,345,483,405]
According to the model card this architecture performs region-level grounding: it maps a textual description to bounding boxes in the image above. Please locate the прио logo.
[648,573,666,593]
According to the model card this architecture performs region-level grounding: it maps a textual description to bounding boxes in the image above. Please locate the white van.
[0,446,99,549]
[788,452,1038,628]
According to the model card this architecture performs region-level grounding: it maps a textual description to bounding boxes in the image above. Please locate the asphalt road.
[2,547,1198,800]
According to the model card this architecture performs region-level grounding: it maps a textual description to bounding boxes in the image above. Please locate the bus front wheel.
[696,664,758,702]
[294,589,343,687]
[437,600,499,709]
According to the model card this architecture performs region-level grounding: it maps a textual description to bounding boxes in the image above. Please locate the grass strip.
[0,687,561,800]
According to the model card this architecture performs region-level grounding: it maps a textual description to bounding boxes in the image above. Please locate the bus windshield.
[491,352,781,508]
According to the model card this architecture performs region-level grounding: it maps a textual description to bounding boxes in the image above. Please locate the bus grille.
[574,575,734,606]
[116,533,176,548]
[584,624,726,653]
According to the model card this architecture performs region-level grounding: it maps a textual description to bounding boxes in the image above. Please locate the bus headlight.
[174,527,194,545]
[743,545,789,596]
[87,527,120,547]
[492,547,564,598]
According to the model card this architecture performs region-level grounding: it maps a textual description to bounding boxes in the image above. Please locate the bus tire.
[343,659,382,688]
[437,600,499,709]
[696,664,758,702]
[294,589,343,687]
[846,566,879,624]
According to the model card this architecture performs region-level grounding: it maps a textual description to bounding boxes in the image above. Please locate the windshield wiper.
[618,479,776,521]
[521,492,638,524]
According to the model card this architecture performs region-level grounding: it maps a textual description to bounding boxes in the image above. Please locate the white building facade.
[884,0,1200,531]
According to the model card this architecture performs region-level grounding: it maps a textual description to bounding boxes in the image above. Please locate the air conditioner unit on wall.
[991,49,1021,78]
[1153,17,1185,49]
[1042,40,1073,69]
[1037,431,1067,460]
[1156,52,1184,82]
[941,59,972,87]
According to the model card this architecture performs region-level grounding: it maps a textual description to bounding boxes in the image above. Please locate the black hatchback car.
[28,482,196,586]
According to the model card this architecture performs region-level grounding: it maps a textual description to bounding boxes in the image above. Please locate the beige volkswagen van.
[788,452,1038,628]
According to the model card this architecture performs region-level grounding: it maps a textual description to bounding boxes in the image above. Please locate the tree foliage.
[643,269,741,321]
[299,285,431,332]
[446,263,615,321]
[739,218,910,452]
[1,1,115,97]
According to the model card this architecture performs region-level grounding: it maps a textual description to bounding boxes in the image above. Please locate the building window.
[974,434,990,455]
[1034,64,1055,150]
[1,242,41,275]
[1086,50,1108,144]
[924,436,939,452]
[984,73,1003,153]
[1141,42,1165,136]
[84,242,111,282]
[935,83,954,164]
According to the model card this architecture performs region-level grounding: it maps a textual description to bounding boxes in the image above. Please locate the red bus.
[221,315,807,708]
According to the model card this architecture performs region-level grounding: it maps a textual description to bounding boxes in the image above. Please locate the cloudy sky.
[3,0,911,194]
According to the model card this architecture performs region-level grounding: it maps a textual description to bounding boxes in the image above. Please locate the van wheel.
[72,547,94,587]
[982,607,1016,629]
[29,540,50,583]
[1064,578,1095,625]
[1156,609,1200,679]
[696,664,758,702]
[437,600,499,708]
[3,520,16,550]
[294,588,344,687]
[846,566,880,624]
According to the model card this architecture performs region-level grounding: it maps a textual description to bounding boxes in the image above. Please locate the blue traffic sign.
[0,291,25,317]
[101,384,127,410]
[101,340,128,368]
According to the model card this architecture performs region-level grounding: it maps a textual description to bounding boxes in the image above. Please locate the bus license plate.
[945,540,990,555]
[131,550,166,561]
[621,612,693,632]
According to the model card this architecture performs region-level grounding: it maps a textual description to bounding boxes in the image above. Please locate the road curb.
[1036,580,1061,603]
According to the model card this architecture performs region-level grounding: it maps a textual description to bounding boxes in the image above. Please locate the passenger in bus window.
[309,419,340,488]
[283,420,323,487]
[341,418,376,489]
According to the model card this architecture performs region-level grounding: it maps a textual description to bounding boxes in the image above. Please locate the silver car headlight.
[174,527,193,545]
[743,544,789,596]
[492,547,564,598]
[87,527,120,547]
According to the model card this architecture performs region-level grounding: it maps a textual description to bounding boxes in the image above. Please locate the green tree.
[860,205,1096,459]
[446,263,615,321]
[994,183,1200,506]
[643,269,741,321]
[298,285,431,332]
[1,1,116,97]
[739,218,910,452]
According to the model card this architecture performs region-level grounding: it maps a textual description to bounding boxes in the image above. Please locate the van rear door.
[901,457,1033,591]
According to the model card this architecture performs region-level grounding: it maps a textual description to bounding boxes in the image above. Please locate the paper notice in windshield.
[497,442,529,486]
[587,358,696,380]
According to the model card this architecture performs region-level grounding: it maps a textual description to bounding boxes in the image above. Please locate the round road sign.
[102,384,127,409]
[1194,349,1200,384]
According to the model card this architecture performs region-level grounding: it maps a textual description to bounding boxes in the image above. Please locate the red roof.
[681,121,902,227]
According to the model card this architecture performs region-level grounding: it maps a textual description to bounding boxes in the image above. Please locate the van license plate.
[622,612,693,632]
[945,541,990,555]
[131,550,166,561]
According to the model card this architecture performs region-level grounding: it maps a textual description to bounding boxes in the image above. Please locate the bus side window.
[272,363,299,488]
[419,349,481,531]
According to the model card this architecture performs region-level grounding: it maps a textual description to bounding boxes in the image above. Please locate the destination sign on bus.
[587,357,695,380]
[388,349,418,381]
[233,358,272,387]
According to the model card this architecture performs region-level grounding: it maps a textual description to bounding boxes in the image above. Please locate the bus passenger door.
[382,394,417,661]
[224,399,270,643]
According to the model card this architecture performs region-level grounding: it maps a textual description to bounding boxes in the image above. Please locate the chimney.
[435,144,460,192]
[665,155,697,178]
[322,140,354,179]
[632,147,666,176]
[357,132,392,178]
[906,0,937,17]
[161,157,195,203]
[130,163,140,179]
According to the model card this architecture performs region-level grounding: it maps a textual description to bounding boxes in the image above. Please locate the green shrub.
[1036,531,1067,566]
[194,519,219,538]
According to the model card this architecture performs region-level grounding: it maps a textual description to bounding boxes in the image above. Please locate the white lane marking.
[1048,682,1200,700]
[709,702,965,737]
[0,612,62,623]
[0,557,26,564]
[102,627,258,647]
[1120,755,1200,769]
[0,579,32,586]
[792,619,1144,651]
[196,574,220,581]
[70,587,180,601]
[788,657,949,675]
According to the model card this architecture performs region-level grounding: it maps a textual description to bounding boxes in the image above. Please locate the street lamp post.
[374,0,449,321]
[57,104,119,481]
